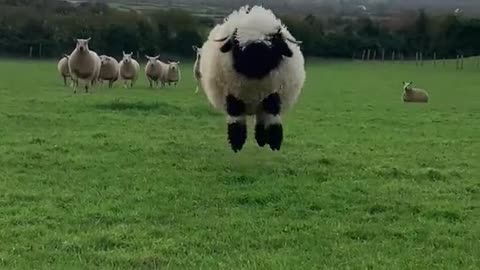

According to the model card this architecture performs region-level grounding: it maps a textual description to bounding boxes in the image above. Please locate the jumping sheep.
[99,55,120,88]
[68,38,101,93]
[119,51,140,88]
[144,55,163,88]
[199,5,306,152]
[192,45,202,93]
[402,81,429,103]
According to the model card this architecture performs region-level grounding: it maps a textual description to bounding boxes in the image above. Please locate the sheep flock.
[56,5,429,152]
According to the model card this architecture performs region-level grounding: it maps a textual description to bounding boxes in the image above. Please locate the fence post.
[366,49,371,61]
[373,50,377,61]
[362,50,366,61]
[456,55,459,70]
[460,54,464,70]
[433,52,437,67]
[392,51,395,62]
[38,43,42,58]
[415,52,419,66]
[420,52,423,66]
[29,46,33,58]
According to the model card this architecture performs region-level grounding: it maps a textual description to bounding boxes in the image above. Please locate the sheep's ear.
[86,37,91,42]
[130,52,133,56]
[273,39,293,57]
[192,45,198,51]
[122,51,126,56]
[176,61,180,64]
[155,55,160,59]
[220,39,233,53]
[145,55,150,59]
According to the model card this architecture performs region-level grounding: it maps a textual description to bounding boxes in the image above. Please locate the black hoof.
[226,95,246,116]
[228,122,247,152]
[267,124,283,151]
[255,123,267,147]
[262,93,281,115]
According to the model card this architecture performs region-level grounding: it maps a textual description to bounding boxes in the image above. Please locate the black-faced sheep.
[199,5,306,152]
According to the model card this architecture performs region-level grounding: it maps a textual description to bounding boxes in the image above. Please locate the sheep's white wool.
[215,5,290,47]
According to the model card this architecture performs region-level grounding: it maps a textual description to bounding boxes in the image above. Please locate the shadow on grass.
[95,100,182,115]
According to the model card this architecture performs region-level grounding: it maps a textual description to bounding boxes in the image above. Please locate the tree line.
[1,0,480,60]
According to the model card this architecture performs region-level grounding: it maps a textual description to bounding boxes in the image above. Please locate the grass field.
[0,59,479,269]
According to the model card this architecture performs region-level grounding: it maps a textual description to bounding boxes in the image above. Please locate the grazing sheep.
[57,55,71,86]
[144,55,163,88]
[99,55,120,88]
[402,81,429,103]
[162,61,181,87]
[119,52,140,88]
[68,38,101,93]
[192,45,202,93]
[199,5,306,152]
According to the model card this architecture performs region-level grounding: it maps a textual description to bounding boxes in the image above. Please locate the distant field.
[0,59,478,269]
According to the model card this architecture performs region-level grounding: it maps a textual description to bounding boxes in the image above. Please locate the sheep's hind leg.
[255,111,267,147]
[226,94,247,152]
[262,93,283,151]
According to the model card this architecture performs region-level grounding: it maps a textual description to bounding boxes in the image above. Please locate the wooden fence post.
[433,52,437,67]
[362,50,366,61]
[366,49,371,61]
[29,46,33,58]
[382,49,385,62]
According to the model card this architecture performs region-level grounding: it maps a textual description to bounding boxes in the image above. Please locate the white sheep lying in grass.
[68,38,101,93]
[199,5,306,152]
[402,81,429,103]
[144,55,163,88]
[119,52,140,88]
[192,45,202,94]
[99,55,120,88]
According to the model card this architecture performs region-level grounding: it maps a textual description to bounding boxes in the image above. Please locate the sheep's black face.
[222,31,293,80]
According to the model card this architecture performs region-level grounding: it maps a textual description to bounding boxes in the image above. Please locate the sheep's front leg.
[261,92,283,151]
[226,94,247,152]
